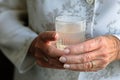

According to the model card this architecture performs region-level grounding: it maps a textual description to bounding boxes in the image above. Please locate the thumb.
[39,31,58,42]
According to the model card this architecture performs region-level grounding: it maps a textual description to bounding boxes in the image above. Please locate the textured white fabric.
[0,0,120,80]
[0,1,38,73]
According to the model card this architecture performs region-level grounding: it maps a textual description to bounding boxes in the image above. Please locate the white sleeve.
[0,1,38,73]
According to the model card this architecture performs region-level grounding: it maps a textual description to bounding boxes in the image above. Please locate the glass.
[55,16,86,50]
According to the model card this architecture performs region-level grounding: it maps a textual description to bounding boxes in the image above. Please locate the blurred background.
[0,50,14,80]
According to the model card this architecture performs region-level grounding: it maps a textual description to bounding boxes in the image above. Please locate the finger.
[36,59,64,69]
[47,58,63,66]
[45,46,69,57]
[67,37,102,55]
[35,46,69,59]
[39,31,58,42]
[63,60,106,72]
[59,50,101,64]
[36,53,64,68]
[36,55,64,67]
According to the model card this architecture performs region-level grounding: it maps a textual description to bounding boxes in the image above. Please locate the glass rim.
[55,15,86,23]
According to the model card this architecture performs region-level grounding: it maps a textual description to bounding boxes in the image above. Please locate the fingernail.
[59,57,67,63]
[64,64,70,69]
[63,48,70,54]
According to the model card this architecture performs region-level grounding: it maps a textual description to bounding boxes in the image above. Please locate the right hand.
[28,31,69,69]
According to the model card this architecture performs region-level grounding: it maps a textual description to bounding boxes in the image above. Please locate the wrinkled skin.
[28,31,68,69]
[59,35,120,71]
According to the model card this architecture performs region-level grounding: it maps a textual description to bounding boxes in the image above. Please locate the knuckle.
[84,63,90,69]
[85,55,92,61]
[67,57,73,63]
[79,56,85,63]
[80,55,91,63]
[75,65,81,70]
[83,63,91,70]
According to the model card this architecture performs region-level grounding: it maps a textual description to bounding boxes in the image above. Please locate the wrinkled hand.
[59,35,120,71]
[28,31,68,69]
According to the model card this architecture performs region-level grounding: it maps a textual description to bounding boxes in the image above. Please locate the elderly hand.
[28,31,69,69]
[59,35,120,71]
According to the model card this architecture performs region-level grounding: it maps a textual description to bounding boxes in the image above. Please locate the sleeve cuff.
[18,33,37,73]
[112,34,120,40]
[0,28,38,73]
[0,8,38,73]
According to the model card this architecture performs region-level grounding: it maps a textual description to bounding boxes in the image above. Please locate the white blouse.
[0,0,120,80]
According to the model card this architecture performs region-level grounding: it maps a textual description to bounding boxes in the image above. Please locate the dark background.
[0,50,14,80]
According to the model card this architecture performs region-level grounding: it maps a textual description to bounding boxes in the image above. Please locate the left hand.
[59,35,120,71]
[28,31,69,69]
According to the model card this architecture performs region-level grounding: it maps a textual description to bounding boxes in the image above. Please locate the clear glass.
[55,16,86,50]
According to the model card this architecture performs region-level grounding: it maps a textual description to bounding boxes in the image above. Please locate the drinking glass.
[55,16,86,50]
